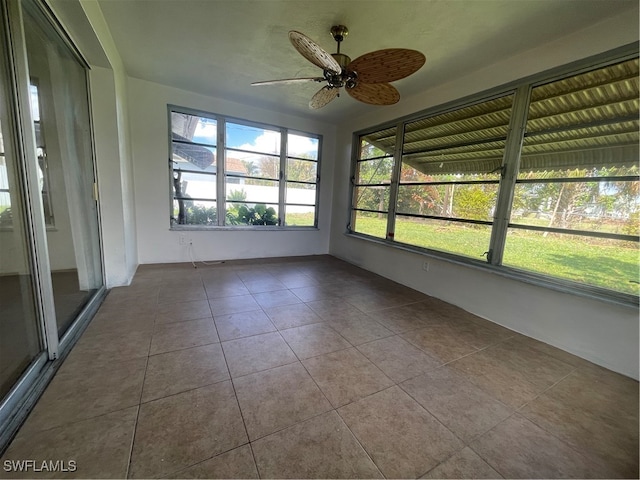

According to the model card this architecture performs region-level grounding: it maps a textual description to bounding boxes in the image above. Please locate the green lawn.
[354,215,639,296]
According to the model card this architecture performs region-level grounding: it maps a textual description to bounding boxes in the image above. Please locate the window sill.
[345,231,639,308]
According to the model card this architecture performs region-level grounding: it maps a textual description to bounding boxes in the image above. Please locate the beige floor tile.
[130,382,247,478]
[367,303,441,333]
[251,410,383,479]
[401,366,513,442]
[450,339,575,408]
[19,358,146,433]
[208,294,260,316]
[214,310,276,341]
[2,407,138,479]
[520,368,639,478]
[280,323,351,359]
[274,273,319,288]
[325,313,394,345]
[167,445,258,479]
[68,328,152,364]
[150,317,219,355]
[252,289,302,308]
[357,335,441,382]
[470,414,608,479]
[158,285,207,304]
[222,332,298,377]
[338,386,464,479]
[346,292,417,312]
[204,282,251,299]
[84,310,155,337]
[263,303,324,330]
[401,324,479,363]
[290,285,338,302]
[306,298,365,319]
[421,447,504,479]
[234,362,332,440]
[155,299,212,325]
[142,343,229,402]
[243,278,287,294]
[303,348,394,408]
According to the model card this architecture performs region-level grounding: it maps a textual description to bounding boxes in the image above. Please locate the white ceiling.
[93,0,638,123]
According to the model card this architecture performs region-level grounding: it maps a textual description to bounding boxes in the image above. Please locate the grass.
[354,215,639,296]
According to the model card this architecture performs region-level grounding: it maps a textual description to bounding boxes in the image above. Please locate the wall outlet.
[422,261,430,272]
[179,234,187,246]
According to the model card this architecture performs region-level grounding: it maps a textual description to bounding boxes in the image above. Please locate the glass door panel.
[0,53,43,400]
[22,2,103,336]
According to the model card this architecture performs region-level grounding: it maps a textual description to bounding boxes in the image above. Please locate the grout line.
[124,312,154,479]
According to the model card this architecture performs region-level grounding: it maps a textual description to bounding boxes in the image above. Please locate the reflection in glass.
[23,2,103,335]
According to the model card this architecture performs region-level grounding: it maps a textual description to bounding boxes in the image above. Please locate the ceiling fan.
[252,25,426,109]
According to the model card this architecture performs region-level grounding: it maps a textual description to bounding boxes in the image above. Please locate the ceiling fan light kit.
[252,25,425,109]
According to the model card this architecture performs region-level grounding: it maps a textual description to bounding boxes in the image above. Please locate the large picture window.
[170,108,320,228]
[350,54,639,299]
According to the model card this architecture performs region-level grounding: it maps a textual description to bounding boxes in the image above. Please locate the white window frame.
[168,105,321,229]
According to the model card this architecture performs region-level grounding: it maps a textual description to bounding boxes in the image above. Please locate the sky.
[193,119,318,160]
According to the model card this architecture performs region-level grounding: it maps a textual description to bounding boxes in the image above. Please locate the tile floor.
[1,255,638,479]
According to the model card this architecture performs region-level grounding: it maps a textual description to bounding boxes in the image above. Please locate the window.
[349,54,639,299]
[170,107,320,228]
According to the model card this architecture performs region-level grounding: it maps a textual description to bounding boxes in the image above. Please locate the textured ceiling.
[94,0,638,123]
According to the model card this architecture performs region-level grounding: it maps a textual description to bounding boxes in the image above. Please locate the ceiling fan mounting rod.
[330,25,348,55]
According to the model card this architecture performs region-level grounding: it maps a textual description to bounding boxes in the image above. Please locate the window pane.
[288,133,318,160]
[503,229,638,295]
[511,179,639,233]
[287,158,317,183]
[173,199,217,226]
[352,211,387,239]
[173,142,216,172]
[171,112,216,146]
[226,154,278,180]
[286,183,316,206]
[394,217,492,259]
[227,180,278,204]
[226,202,279,226]
[285,204,315,226]
[226,122,280,155]
[174,171,216,201]
[397,182,498,221]
[356,157,394,185]
[359,127,396,160]
[353,186,390,213]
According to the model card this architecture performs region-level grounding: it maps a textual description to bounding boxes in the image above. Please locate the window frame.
[168,106,321,230]
[348,44,639,306]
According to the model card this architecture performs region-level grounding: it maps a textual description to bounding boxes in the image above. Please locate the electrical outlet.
[179,234,187,246]
[422,261,430,272]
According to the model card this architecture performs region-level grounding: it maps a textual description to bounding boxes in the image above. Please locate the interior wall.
[126,77,336,264]
[330,11,639,379]
[77,0,138,287]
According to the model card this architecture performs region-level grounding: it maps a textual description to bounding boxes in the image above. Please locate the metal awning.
[362,58,639,175]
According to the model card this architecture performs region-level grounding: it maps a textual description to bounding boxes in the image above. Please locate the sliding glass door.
[0,0,105,446]
[22,0,103,336]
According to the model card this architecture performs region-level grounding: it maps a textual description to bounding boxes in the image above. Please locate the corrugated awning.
[362,58,639,175]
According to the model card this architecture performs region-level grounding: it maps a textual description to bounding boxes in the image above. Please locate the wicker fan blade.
[289,30,341,75]
[252,77,325,86]
[309,86,339,109]
[348,49,425,84]
[347,82,400,105]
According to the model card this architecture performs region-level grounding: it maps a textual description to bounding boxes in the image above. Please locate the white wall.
[127,78,336,264]
[330,11,640,379]
[79,0,138,287]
